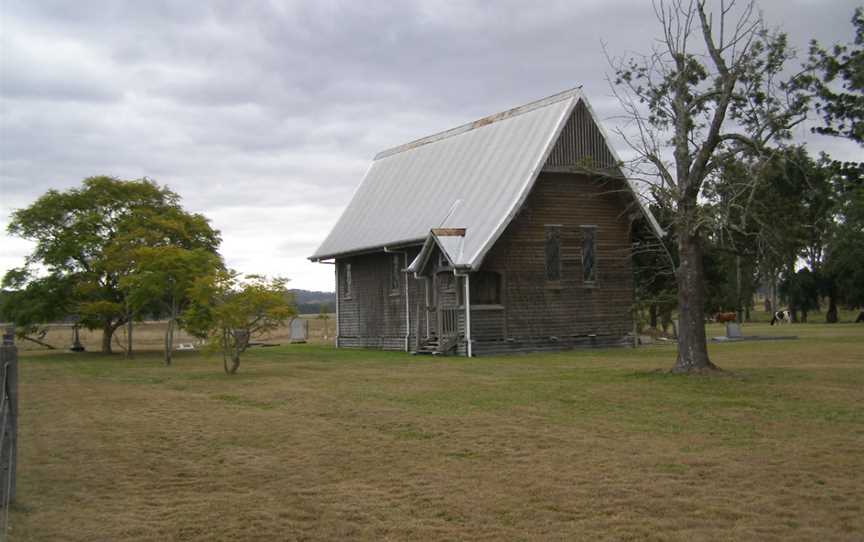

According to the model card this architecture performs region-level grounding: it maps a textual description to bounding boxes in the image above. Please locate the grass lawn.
[9,322,864,541]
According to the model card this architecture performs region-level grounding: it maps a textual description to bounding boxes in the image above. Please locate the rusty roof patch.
[431,228,466,237]
[374,88,582,161]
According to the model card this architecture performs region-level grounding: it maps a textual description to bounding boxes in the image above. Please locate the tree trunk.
[164,297,179,366]
[164,318,174,366]
[223,348,241,375]
[771,275,778,316]
[826,290,838,324]
[649,304,659,329]
[19,335,56,349]
[126,317,134,359]
[101,322,115,354]
[672,234,718,373]
[735,255,743,324]
[228,351,240,374]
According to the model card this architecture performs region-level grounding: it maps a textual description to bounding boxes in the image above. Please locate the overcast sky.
[1,0,860,292]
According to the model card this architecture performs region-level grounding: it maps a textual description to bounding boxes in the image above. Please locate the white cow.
[770,310,792,325]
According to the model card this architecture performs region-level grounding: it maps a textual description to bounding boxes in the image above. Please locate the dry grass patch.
[15,315,335,352]
[8,323,864,541]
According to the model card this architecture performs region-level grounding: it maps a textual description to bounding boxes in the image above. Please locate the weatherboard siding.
[472,171,634,352]
[336,249,427,350]
[336,173,635,355]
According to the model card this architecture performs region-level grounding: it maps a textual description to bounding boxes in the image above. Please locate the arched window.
[341,262,353,298]
[390,254,401,293]
[545,225,561,281]
[581,226,597,283]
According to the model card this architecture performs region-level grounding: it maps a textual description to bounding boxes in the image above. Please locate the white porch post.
[424,277,431,338]
[404,252,410,352]
[334,263,340,348]
[464,273,472,357]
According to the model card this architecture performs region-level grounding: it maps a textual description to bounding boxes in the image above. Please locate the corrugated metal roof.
[310,88,662,267]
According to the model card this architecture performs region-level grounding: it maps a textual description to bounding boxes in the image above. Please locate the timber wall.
[334,172,634,355]
[336,248,427,350]
[470,171,634,353]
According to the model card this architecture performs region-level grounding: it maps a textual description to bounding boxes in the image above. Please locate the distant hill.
[290,289,335,315]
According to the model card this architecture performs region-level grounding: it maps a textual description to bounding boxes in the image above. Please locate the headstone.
[671,319,679,339]
[289,318,308,343]
[725,322,743,338]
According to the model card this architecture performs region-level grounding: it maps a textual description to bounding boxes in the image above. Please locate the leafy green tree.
[121,247,222,365]
[0,270,74,348]
[611,1,809,372]
[780,268,820,322]
[825,223,864,311]
[700,241,757,319]
[707,146,841,322]
[631,204,677,333]
[806,8,864,143]
[823,163,864,314]
[186,272,295,375]
[4,176,221,353]
[804,9,864,320]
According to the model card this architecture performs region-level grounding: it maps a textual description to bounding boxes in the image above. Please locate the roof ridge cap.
[374,87,583,161]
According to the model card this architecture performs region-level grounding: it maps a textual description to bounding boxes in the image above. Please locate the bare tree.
[609,0,808,372]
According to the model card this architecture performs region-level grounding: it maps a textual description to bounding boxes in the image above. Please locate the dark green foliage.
[631,207,676,330]
[825,224,864,309]
[0,272,75,347]
[780,268,821,322]
[700,245,743,314]
[824,162,864,309]
[4,176,221,353]
[805,8,864,144]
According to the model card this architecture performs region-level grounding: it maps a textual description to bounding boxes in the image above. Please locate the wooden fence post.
[0,325,18,508]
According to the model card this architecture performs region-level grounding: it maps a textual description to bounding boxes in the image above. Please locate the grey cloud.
[1,0,861,290]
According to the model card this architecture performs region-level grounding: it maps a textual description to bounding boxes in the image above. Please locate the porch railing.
[439,308,460,337]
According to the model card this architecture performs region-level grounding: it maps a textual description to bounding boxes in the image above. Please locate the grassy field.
[8,322,863,541]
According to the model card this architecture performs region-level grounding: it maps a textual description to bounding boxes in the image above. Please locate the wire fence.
[0,325,18,541]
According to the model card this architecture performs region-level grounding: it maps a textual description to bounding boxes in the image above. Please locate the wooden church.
[310,88,662,356]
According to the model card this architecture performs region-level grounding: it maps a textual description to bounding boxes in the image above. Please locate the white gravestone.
[289,318,308,343]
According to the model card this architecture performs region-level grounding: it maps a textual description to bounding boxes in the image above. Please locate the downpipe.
[454,269,472,357]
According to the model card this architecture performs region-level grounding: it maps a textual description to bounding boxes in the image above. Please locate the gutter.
[310,238,425,263]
